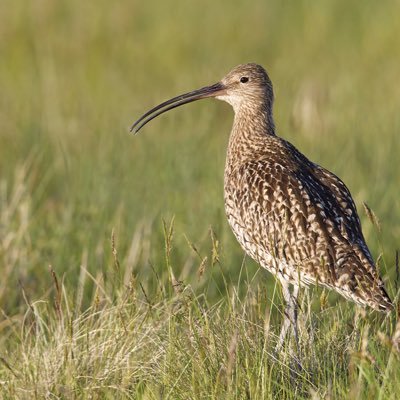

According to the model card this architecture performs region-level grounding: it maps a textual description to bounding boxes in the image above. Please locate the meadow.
[0,0,400,398]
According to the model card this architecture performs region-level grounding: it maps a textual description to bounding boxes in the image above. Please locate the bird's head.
[216,63,274,111]
[130,63,274,133]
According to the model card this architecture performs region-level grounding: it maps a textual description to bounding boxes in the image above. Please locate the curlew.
[131,63,393,347]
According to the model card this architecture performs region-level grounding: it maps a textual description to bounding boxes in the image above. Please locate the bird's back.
[224,133,393,312]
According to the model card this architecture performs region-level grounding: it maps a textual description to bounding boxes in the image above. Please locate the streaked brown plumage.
[131,63,393,344]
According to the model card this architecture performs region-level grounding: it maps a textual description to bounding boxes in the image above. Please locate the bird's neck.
[226,104,275,167]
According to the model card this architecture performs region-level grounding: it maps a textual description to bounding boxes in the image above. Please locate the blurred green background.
[1,0,399,313]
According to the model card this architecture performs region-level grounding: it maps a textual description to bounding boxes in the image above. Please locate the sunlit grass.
[0,221,399,399]
[1,0,400,397]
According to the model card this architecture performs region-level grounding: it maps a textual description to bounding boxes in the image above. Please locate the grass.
[0,220,399,398]
[1,0,400,398]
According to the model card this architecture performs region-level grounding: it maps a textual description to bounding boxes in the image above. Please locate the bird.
[130,63,393,348]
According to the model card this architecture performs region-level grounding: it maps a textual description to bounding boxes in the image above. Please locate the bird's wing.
[311,163,374,264]
[285,141,376,265]
[235,154,391,306]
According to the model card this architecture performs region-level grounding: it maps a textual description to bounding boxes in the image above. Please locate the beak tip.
[129,125,137,134]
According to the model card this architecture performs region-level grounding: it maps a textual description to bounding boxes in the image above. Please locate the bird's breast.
[223,162,280,272]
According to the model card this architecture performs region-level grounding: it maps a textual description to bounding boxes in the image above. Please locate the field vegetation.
[0,0,399,398]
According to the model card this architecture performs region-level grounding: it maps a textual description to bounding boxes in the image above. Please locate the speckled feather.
[223,64,392,312]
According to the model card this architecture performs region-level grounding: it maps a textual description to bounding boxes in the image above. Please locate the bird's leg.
[290,284,300,349]
[275,278,304,377]
[276,279,292,351]
[276,278,300,353]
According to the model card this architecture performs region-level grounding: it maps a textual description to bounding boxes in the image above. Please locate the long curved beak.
[130,82,226,133]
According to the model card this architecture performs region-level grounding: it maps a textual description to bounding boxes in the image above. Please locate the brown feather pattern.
[131,62,393,313]
[223,64,392,312]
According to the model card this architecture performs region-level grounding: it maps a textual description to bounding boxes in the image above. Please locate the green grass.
[1,0,400,398]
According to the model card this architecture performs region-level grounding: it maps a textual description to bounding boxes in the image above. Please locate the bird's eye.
[240,76,249,83]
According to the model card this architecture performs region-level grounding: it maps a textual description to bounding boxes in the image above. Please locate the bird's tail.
[369,284,393,313]
[335,258,393,313]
